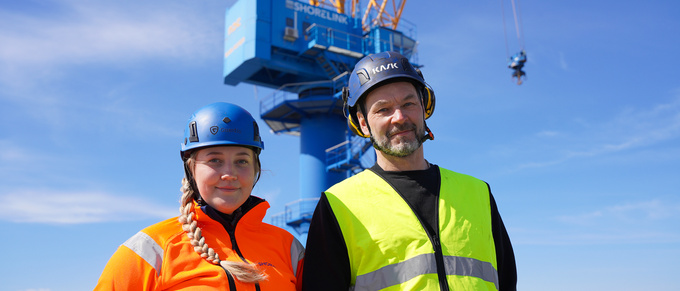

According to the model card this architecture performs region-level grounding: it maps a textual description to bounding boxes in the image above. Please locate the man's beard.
[370,122,424,157]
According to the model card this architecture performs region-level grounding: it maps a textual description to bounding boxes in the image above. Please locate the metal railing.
[271,197,320,226]
[305,23,418,59]
[259,73,348,115]
[326,134,374,173]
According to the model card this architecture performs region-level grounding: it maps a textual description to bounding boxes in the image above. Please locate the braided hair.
[178,151,267,283]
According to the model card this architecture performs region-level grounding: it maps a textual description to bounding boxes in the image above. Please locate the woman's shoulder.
[260,222,297,239]
[138,216,185,246]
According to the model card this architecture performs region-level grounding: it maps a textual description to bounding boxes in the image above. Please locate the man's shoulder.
[332,169,377,185]
[325,169,383,195]
[438,166,481,179]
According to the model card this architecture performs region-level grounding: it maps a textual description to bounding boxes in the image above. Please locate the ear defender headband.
[343,76,436,138]
[343,87,366,137]
[416,68,436,119]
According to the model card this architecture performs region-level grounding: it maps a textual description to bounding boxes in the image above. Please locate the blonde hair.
[178,152,267,283]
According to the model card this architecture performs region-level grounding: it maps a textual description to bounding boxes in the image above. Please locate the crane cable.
[501,0,525,58]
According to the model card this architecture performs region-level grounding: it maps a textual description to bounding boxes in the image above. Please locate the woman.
[95,102,304,290]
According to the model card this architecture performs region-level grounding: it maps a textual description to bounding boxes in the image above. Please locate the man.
[302,51,517,291]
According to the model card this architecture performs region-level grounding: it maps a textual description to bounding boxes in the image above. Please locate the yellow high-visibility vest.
[325,168,499,291]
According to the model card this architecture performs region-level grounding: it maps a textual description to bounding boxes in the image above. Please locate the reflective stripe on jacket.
[324,168,498,290]
[95,199,304,290]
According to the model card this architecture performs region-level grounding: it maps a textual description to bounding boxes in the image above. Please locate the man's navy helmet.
[343,51,435,137]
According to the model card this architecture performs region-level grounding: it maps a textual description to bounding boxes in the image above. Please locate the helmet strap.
[420,121,435,143]
[357,102,372,137]
[183,160,205,205]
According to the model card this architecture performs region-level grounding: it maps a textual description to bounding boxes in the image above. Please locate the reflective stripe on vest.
[326,168,498,290]
[123,231,164,276]
[354,253,499,290]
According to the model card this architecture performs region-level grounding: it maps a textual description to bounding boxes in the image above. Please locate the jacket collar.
[197,196,269,231]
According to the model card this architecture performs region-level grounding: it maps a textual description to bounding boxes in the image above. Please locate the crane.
[222,0,417,235]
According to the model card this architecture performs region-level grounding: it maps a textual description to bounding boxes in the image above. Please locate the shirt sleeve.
[301,193,351,291]
[489,187,518,291]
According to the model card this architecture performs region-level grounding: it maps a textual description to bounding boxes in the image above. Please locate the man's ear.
[356,109,370,137]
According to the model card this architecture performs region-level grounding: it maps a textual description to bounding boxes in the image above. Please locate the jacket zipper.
[431,189,450,291]
[224,268,237,290]
[431,234,450,291]
[376,170,450,290]
[226,226,262,291]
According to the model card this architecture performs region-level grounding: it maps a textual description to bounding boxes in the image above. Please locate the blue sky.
[1,0,679,290]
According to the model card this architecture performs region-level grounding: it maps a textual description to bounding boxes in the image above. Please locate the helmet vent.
[222,117,231,124]
[188,121,199,142]
[401,58,412,72]
[253,121,260,142]
[357,69,370,86]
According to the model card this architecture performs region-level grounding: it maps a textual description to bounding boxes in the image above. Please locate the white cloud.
[509,198,680,246]
[0,0,223,91]
[514,96,680,170]
[556,199,680,226]
[0,0,224,143]
[0,1,219,66]
[513,227,680,246]
[559,51,568,70]
[0,139,33,163]
[0,189,177,224]
[536,130,560,137]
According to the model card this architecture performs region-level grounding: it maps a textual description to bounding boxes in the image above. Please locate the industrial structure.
[222,0,419,234]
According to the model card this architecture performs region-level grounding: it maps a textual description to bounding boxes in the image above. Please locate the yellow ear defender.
[343,87,370,138]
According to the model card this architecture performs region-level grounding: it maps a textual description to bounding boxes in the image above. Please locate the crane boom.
[310,0,408,32]
[309,0,345,13]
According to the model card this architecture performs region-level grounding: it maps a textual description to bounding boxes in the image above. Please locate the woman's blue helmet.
[181,102,264,160]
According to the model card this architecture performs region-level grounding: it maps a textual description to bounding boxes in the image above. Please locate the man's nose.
[392,108,407,123]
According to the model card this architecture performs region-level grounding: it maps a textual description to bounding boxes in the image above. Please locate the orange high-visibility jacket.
[95,198,304,290]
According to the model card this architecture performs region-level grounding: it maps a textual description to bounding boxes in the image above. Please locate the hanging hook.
[508,50,527,85]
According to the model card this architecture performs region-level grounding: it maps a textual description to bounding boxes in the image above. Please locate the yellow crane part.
[310,0,407,32]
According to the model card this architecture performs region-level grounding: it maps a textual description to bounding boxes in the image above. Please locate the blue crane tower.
[222,0,418,235]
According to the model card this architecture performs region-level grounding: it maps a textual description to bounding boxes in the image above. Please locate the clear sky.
[1,0,679,290]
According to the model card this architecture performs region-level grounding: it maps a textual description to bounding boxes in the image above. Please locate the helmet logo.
[209,125,242,135]
[370,62,398,75]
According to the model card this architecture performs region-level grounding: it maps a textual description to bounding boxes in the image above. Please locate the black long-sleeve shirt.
[302,164,517,291]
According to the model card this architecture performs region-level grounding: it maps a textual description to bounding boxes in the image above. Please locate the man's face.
[358,81,425,157]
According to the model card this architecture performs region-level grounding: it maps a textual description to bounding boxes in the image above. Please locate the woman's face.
[192,146,256,214]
